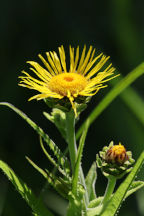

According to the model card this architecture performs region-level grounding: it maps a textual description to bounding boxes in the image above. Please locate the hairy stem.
[66,110,89,205]
[102,176,116,207]
[66,110,77,172]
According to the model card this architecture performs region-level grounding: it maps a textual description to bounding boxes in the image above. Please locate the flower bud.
[105,144,129,165]
[96,141,135,179]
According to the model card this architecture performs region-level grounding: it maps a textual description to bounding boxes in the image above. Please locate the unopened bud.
[96,141,135,179]
[105,144,129,165]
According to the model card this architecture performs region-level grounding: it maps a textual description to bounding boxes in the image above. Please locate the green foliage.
[87,156,144,216]
[76,62,144,139]
[125,181,144,199]
[1,62,144,216]
[44,96,89,116]
[87,205,103,216]
[66,186,86,216]
[0,102,70,176]
[88,196,103,208]
[66,112,89,215]
[88,180,144,208]
[101,151,144,216]
[85,163,97,201]
[65,110,77,172]
[26,157,71,199]
[111,79,144,127]
[0,160,53,216]
[39,136,70,178]
[72,121,89,196]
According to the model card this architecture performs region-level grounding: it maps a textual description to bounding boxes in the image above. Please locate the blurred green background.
[0,0,144,215]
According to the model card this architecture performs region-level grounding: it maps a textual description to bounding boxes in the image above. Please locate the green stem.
[66,110,89,205]
[102,176,116,206]
[66,110,77,172]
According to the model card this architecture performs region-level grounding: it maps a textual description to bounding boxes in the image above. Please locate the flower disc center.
[49,72,87,96]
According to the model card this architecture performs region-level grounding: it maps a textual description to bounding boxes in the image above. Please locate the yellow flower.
[19,45,119,114]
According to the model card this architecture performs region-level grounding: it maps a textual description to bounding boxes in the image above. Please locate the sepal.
[44,96,91,118]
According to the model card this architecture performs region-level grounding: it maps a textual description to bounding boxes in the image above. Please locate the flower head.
[19,45,119,114]
[96,141,135,179]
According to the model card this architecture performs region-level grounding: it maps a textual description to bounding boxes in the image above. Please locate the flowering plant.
[0,46,144,216]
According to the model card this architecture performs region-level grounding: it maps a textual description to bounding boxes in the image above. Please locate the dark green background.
[0,0,144,215]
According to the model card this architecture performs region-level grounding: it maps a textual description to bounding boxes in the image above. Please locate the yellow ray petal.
[38,54,55,76]
[69,46,75,73]
[77,45,86,73]
[58,45,67,72]
[73,46,79,72]
[78,46,93,74]
[46,52,59,75]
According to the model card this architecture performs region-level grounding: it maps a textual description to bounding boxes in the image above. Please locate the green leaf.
[26,157,70,199]
[120,85,144,126]
[0,102,70,175]
[26,157,48,178]
[39,136,70,178]
[85,163,97,201]
[72,120,89,196]
[66,184,87,216]
[125,181,144,199]
[111,76,144,127]
[26,157,71,199]
[76,63,144,140]
[101,151,144,216]
[87,205,103,216]
[0,160,53,216]
[88,196,103,208]
[88,181,144,209]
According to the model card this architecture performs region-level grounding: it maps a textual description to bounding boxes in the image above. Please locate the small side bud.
[96,141,135,179]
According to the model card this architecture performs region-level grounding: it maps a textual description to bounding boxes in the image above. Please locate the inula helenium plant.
[0,45,144,216]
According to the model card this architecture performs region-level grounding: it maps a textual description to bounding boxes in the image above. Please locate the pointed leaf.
[0,102,70,175]
[26,157,70,199]
[88,196,103,208]
[125,181,144,199]
[72,120,89,195]
[26,157,48,178]
[85,162,97,201]
[76,62,144,139]
[0,160,53,216]
[111,80,144,127]
[88,181,144,209]
[40,136,70,178]
[87,205,103,216]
